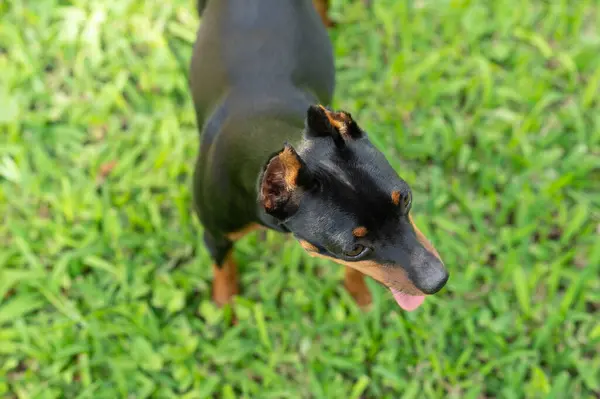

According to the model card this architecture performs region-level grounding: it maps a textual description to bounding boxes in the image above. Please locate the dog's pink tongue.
[390,288,425,311]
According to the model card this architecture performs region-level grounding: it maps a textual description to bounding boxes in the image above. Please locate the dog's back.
[190,0,334,132]
[190,0,335,240]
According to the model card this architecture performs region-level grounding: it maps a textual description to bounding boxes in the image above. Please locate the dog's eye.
[344,244,369,259]
[403,192,412,213]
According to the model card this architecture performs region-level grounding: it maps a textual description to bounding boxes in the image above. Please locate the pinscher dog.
[189,0,448,312]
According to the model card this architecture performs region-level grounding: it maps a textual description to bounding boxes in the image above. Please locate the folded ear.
[259,144,313,220]
[305,105,363,145]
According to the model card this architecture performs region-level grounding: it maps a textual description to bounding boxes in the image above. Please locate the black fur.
[261,106,448,294]
[189,0,448,294]
[197,0,207,16]
[190,0,334,266]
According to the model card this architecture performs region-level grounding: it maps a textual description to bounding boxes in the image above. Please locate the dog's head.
[258,105,448,311]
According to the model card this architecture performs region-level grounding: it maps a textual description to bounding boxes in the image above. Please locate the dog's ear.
[259,144,314,220]
[305,105,362,146]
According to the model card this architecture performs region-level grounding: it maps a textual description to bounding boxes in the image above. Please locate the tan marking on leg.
[226,223,263,241]
[312,0,336,27]
[212,252,239,307]
[344,267,372,310]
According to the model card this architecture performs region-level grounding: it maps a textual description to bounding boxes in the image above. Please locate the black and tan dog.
[189,0,448,312]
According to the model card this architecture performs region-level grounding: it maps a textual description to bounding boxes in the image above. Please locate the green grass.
[1,0,599,397]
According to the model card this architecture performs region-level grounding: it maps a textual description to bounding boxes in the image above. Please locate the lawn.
[1,0,599,397]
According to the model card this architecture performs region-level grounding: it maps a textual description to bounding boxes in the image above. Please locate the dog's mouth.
[389,288,425,311]
[348,262,433,311]
[298,216,447,312]
[368,258,446,312]
[381,272,429,311]
[383,214,446,311]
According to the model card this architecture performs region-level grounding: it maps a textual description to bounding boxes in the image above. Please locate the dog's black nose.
[417,263,449,295]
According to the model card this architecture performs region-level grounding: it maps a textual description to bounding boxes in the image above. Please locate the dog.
[189,0,448,312]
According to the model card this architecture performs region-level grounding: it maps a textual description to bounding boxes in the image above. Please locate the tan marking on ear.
[279,146,301,188]
[318,104,347,132]
[263,196,274,210]
[226,223,263,241]
[409,214,442,260]
[338,112,351,122]
[352,226,368,237]
[391,190,401,206]
[299,240,319,252]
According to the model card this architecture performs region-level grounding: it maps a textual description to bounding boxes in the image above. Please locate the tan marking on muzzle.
[299,240,319,252]
[302,247,424,296]
[296,215,443,296]
[408,214,442,260]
